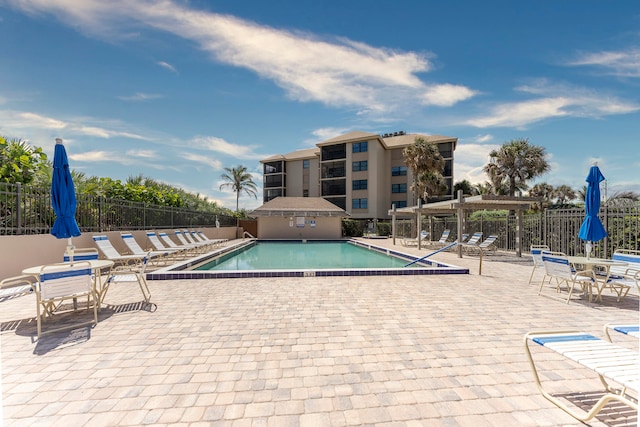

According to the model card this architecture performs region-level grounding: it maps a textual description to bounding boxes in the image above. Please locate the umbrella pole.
[66,237,79,309]
[66,237,75,263]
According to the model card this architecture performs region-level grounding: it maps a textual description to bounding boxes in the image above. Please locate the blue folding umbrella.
[578,165,607,258]
[51,138,81,258]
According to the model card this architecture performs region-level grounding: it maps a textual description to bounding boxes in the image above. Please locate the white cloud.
[190,136,268,160]
[117,92,164,101]
[302,127,350,147]
[420,84,478,107]
[568,48,640,78]
[6,0,477,112]
[453,143,498,184]
[126,149,157,158]
[157,60,177,73]
[181,152,223,170]
[71,150,130,163]
[0,109,152,140]
[465,81,639,128]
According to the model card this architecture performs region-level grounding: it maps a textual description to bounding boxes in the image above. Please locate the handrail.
[404,241,458,267]
[242,231,256,239]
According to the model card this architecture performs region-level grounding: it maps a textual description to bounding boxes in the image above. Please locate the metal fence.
[391,205,639,256]
[0,182,236,235]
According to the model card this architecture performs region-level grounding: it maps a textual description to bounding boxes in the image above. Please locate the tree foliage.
[219,165,258,212]
[0,136,47,184]
[403,137,446,203]
[484,138,550,196]
[453,179,479,197]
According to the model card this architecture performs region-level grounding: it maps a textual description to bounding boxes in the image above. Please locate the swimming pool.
[195,241,419,270]
[146,239,469,280]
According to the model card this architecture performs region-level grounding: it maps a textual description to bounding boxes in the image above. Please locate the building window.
[392,200,407,208]
[264,188,283,202]
[321,161,345,179]
[391,166,407,176]
[303,189,309,197]
[322,179,346,196]
[303,159,309,169]
[352,198,368,209]
[352,160,368,172]
[263,161,284,174]
[392,183,407,193]
[264,175,283,188]
[352,179,368,190]
[321,144,346,161]
[352,141,368,153]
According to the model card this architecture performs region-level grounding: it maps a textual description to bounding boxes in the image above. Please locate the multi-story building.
[260,130,458,219]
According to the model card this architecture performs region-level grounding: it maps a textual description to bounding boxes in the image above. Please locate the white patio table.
[567,256,628,302]
[23,259,114,309]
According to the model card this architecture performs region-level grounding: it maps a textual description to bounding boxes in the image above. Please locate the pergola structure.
[388,192,541,257]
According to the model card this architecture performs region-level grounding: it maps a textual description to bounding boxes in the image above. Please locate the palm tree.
[403,137,446,203]
[528,182,555,211]
[552,184,577,205]
[219,165,258,212]
[453,179,479,196]
[483,138,550,196]
[606,191,640,207]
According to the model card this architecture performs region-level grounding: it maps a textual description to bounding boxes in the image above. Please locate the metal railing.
[0,182,236,235]
[387,205,639,256]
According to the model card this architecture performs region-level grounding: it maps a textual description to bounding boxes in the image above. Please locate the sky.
[1,0,639,211]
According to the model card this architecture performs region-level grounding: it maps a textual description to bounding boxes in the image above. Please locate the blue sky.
[1,0,639,211]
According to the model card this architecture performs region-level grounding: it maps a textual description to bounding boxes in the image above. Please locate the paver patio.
[1,239,638,426]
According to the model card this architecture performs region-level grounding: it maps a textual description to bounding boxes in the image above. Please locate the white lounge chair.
[93,235,147,267]
[187,230,218,249]
[120,233,172,265]
[607,249,640,301]
[402,230,428,247]
[0,275,35,302]
[158,232,200,255]
[424,229,450,248]
[34,261,98,338]
[460,231,483,248]
[539,251,596,303]
[104,254,152,304]
[197,231,228,247]
[528,245,550,285]
[604,323,639,342]
[462,234,497,255]
[524,330,639,422]
[145,232,189,260]
[174,230,208,253]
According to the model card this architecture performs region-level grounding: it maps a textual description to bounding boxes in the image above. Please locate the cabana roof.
[250,197,349,217]
[389,195,541,216]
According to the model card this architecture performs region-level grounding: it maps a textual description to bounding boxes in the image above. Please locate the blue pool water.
[146,239,469,280]
[195,241,416,270]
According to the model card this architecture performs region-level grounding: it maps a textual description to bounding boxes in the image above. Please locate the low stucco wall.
[0,227,237,280]
[256,216,342,240]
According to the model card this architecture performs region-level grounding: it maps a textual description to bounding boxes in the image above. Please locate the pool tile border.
[146,239,469,280]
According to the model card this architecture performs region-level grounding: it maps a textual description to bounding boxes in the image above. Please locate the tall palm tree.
[483,138,550,196]
[403,137,446,203]
[219,165,258,212]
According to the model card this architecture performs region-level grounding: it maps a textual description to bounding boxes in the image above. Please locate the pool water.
[195,241,417,270]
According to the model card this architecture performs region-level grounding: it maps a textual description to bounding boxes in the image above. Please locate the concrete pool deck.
[1,238,638,426]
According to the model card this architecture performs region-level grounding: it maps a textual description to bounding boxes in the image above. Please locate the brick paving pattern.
[1,239,638,426]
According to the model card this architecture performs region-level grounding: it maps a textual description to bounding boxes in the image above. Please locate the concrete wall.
[257,216,342,240]
[0,227,238,280]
